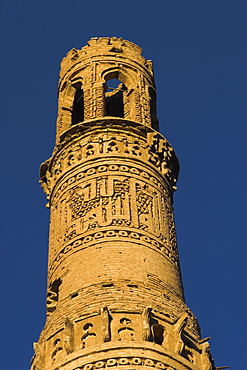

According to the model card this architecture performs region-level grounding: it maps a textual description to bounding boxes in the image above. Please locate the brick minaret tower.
[31,37,215,370]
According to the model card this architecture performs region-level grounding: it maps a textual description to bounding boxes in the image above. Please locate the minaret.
[32,37,215,370]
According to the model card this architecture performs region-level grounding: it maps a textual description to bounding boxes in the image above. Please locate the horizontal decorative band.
[74,356,175,370]
[51,161,166,205]
[49,228,178,272]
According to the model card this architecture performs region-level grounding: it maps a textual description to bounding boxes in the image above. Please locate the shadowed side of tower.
[31,37,215,370]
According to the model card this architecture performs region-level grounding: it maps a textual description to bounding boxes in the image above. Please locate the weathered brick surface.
[32,38,215,370]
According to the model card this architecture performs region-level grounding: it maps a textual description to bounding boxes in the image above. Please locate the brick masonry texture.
[32,38,215,370]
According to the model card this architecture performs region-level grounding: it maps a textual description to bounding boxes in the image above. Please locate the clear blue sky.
[0,1,246,369]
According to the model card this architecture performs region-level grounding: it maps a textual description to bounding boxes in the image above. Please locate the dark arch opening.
[151,323,164,345]
[105,79,127,118]
[46,278,62,313]
[149,86,159,130]
[72,82,84,124]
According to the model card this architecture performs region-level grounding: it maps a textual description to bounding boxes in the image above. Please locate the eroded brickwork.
[31,38,215,370]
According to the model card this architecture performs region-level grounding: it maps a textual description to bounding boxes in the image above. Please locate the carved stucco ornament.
[30,37,220,370]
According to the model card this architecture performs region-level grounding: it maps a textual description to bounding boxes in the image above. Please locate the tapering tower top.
[33,38,217,370]
[56,37,158,143]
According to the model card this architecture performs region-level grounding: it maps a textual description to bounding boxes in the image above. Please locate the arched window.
[151,323,164,345]
[105,79,127,118]
[72,82,84,124]
[46,278,62,313]
[149,86,158,130]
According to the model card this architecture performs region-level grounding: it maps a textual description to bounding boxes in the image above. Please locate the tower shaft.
[32,37,215,370]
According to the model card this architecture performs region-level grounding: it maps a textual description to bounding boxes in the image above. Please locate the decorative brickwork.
[32,38,215,370]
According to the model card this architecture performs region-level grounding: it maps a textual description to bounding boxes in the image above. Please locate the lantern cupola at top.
[56,37,158,142]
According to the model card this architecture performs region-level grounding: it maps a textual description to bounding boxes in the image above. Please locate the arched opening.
[46,278,62,313]
[151,323,164,345]
[81,323,97,348]
[72,82,84,124]
[181,334,197,363]
[105,78,127,118]
[149,86,159,130]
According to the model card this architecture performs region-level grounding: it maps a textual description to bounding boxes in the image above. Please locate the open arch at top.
[71,81,84,124]
[148,86,158,130]
[104,78,127,118]
[102,68,136,90]
[102,68,135,119]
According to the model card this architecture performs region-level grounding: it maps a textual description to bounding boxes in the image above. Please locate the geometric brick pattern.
[31,38,215,370]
